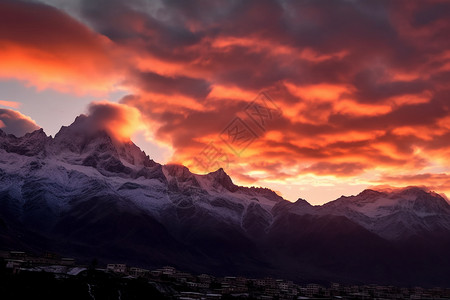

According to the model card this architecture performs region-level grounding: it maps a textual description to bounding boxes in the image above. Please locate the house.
[305,284,321,297]
[60,258,75,266]
[161,266,176,275]
[178,291,203,299]
[198,274,212,283]
[173,272,195,282]
[255,277,277,288]
[42,252,59,260]
[9,251,26,259]
[6,259,23,274]
[106,263,127,273]
[197,282,210,289]
[128,267,148,277]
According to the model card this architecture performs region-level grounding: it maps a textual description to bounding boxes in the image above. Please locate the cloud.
[302,162,368,177]
[70,101,143,142]
[0,0,121,94]
[92,1,447,194]
[131,71,211,100]
[0,109,40,137]
[0,100,21,109]
[3,0,450,201]
[376,173,450,197]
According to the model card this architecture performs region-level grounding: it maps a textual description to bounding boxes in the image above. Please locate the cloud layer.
[0,109,40,137]
[0,0,121,94]
[2,0,450,202]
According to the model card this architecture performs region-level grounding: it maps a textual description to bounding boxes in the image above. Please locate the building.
[128,267,148,277]
[305,284,321,297]
[255,277,277,288]
[178,291,203,299]
[198,274,212,283]
[106,263,127,273]
[6,259,23,274]
[161,266,176,275]
[9,251,26,259]
[60,258,75,266]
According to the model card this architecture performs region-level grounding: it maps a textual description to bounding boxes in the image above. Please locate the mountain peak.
[0,127,49,156]
[164,164,192,178]
[207,168,238,192]
[25,127,46,137]
[295,198,312,207]
[51,114,153,169]
[396,186,429,196]
[358,189,385,197]
[208,167,227,178]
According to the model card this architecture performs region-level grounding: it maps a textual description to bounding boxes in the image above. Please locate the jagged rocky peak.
[0,127,49,156]
[206,167,239,192]
[162,164,201,190]
[364,186,447,206]
[294,198,313,207]
[52,114,153,168]
[23,127,47,138]
[110,137,157,168]
[53,114,115,154]
[393,186,431,197]
[357,188,387,199]
[390,186,450,212]
[336,186,436,203]
[164,164,193,178]
[0,127,47,141]
[239,186,284,202]
[327,186,450,215]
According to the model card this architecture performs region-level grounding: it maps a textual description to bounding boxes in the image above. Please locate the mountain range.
[1,115,450,286]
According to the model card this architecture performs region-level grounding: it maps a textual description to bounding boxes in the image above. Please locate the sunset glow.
[1,0,450,203]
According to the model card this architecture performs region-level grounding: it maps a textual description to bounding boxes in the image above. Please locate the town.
[1,250,450,300]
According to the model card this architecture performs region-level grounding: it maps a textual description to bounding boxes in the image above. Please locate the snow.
[2,121,450,241]
[67,267,87,276]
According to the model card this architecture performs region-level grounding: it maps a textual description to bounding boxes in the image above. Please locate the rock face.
[1,116,450,286]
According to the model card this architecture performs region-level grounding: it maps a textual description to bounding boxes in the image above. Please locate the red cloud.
[3,0,450,200]
[0,0,121,94]
[79,101,142,143]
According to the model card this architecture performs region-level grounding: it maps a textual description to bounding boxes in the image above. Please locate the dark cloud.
[351,70,431,103]
[379,173,450,197]
[4,0,450,194]
[1,0,101,51]
[0,0,119,92]
[65,101,141,142]
[0,109,40,137]
[132,71,211,99]
[303,162,368,177]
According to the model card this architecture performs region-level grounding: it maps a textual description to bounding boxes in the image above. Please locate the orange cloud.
[285,82,352,101]
[0,100,21,109]
[3,0,450,202]
[0,0,121,95]
[84,101,143,142]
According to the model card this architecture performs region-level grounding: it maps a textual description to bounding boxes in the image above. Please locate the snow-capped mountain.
[1,116,450,286]
[279,188,450,239]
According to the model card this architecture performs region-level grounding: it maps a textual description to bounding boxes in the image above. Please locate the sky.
[0,0,450,204]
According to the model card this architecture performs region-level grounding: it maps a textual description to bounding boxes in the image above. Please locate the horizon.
[1,0,450,205]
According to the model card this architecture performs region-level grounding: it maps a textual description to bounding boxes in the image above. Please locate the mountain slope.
[1,116,450,286]
[278,187,450,240]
